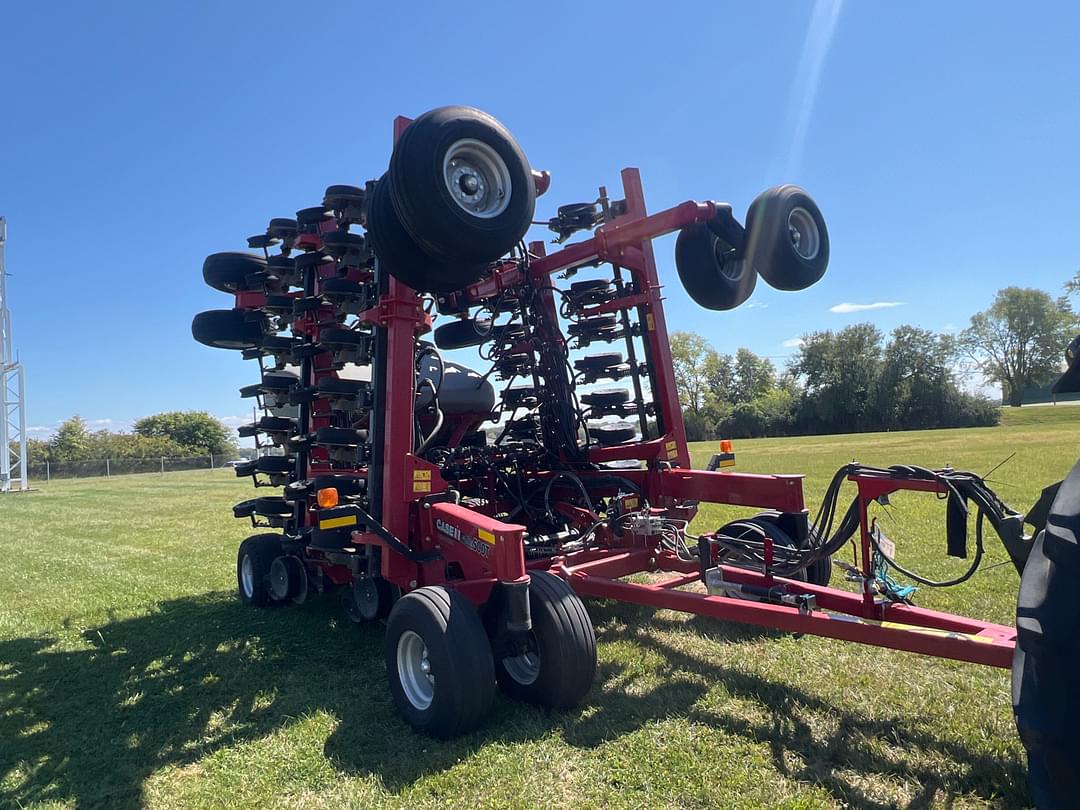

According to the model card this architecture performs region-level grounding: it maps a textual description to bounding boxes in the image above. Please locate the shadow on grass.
[0,593,1028,809]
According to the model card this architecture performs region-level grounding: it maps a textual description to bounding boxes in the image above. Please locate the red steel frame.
[333,116,1016,671]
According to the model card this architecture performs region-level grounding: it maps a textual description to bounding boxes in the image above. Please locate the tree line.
[25,411,238,465]
[672,280,1080,440]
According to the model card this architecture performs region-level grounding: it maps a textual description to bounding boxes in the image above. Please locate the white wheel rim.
[502,647,541,685]
[787,206,820,261]
[240,555,255,597]
[443,138,512,219]
[397,630,434,710]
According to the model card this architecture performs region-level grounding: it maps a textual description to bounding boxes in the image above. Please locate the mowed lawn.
[2,406,1078,809]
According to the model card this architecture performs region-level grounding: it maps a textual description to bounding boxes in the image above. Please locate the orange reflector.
[316,487,339,508]
[719,439,733,453]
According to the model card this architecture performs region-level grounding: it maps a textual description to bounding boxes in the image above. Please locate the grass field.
[2,406,1078,809]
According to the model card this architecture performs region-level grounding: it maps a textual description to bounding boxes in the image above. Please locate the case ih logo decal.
[435,518,493,558]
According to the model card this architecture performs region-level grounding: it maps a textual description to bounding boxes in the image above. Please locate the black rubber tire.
[494,572,597,709]
[675,221,757,311]
[385,586,495,738]
[203,252,266,293]
[367,173,484,294]
[237,534,281,607]
[744,185,829,291]
[574,352,623,372]
[389,106,535,265]
[434,318,494,350]
[268,555,306,601]
[750,511,832,586]
[191,309,264,350]
[581,389,631,407]
[1013,460,1080,808]
[589,425,637,446]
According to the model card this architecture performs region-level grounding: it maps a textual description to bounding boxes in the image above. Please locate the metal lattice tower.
[0,217,28,492]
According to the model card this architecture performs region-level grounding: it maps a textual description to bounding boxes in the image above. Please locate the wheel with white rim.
[388,106,535,267]
[493,572,597,709]
[674,221,757,311]
[236,534,281,607]
[385,586,494,738]
[744,185,829,291]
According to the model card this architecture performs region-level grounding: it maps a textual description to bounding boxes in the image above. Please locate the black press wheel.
[192,309,265,350]
[344,576,396,622]
[494,572,597,710]
[385,586,495,738]
[675,221,757,311]
[1013,460,1080,808]
[367,173,484,294]
[389,106,535,266]
[744,184,829,291]
[237,534,282,607]
[202,251,267,293]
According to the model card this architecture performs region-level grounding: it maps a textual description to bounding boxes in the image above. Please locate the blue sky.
[2,1,1078,442]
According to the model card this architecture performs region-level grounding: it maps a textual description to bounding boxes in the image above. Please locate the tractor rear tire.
[237,534,281,607]
[389,105,535,266]
[385,586,495,738]
[494,572,597,710]
[675,221,757,311]
[744,185,829,291]
[1013,460,1080,808]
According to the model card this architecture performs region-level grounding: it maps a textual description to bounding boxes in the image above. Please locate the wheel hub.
[443,138,511,219]
[787,206,820,261]
[397,630,435,710]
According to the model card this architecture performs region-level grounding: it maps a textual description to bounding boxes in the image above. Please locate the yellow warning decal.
[413,469,431,480]
[477,528,496,544]
[827,613,997,644]
[718,459,736,468]
[320,515,357,530]
[413,482,431,493]
[623,496,639,510]
[646,313,655,331]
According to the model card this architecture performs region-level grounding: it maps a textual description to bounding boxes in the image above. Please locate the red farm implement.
[193,106,1080,807]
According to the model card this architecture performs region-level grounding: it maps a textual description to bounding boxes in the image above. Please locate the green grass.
[3,407,1078,809]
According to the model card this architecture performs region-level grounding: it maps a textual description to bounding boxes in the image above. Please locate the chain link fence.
[26,454,245,481]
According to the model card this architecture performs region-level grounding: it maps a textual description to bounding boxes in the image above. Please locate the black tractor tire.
[744,185,829,291]
[385,586,495,738]
[192,309,264,350]
[675,221,757,311]
[494,572,597,709]
[1013,460,1080,808]
[367,173,485,294]
[237,534,282,607]
[389,106,535,265]
[750,511,833,586]
[203,251,267,293]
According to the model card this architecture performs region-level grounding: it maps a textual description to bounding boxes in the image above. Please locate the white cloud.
[829,301,905,314]
[745,301,768,309]
[943,322,958,333]
[782,337,805,349]
[217,415,251,429]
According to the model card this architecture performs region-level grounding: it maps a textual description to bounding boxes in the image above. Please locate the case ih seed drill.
[194,107,1078,806]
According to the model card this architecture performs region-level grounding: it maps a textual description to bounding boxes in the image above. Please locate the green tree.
[49,416,92,462]
[133,411,236,454]
[790,324,884,433]
[732,348,776,404]
[960,287,1075,406]
[669,332,719,415]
